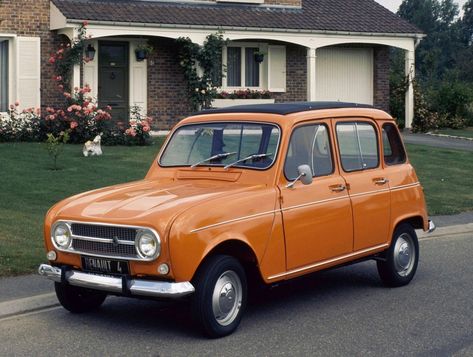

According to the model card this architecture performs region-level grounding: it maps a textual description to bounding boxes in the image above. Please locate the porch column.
[72,64,81,89]
[307,48,317,101]
[405,50,415,129]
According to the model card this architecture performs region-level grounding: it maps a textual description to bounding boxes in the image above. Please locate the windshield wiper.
[224,153,273,170]
[190,152,237,169]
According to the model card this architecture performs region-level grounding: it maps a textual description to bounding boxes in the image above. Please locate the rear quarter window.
[382,123,406,165]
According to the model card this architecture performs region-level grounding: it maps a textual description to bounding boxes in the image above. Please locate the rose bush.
[0,102,41,142]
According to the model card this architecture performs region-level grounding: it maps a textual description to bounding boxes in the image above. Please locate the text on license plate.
[81,256,130,274]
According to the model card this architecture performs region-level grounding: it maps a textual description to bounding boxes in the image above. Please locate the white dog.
[83,135,103,157]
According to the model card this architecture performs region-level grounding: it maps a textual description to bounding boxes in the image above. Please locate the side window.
[382,123,406,165]
[336,122,379,172]
[284,124,334,180]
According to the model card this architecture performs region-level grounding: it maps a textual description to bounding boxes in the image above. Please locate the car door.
[278,120,354,271]
[333,119,391,251]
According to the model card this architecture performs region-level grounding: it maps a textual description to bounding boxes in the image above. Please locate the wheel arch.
[192,239,263,285]
[394,215,425,231]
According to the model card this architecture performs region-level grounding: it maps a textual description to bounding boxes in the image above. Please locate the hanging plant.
[254,51,265,64]
[177,32,228,111]
[135,43,154,62]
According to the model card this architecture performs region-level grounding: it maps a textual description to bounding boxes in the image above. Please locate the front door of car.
[333,119,391,251]
[278,121,354,270]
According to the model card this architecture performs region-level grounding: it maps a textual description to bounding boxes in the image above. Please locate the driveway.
[402,132,473,151]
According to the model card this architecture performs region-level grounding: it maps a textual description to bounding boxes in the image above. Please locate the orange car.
[39,102,435,337]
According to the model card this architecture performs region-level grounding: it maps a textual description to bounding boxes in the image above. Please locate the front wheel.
[191,255,247,338]
[377,223,419,287]
[55,283,107,313]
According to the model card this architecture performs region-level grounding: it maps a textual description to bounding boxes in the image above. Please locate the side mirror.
[286,164,313,188]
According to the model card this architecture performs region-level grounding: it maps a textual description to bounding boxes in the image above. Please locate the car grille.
[71,223,136,242]
[72,239,136,258]
[68,223,141,260]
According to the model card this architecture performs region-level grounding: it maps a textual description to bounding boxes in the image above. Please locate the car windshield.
[160,122,280,169]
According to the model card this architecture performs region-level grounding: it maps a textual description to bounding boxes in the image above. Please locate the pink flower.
[70,121,78,129]
[82,20,89,27]
[106,105,112,111]
[9,104,14,110]
[143,126,150,133]
[67,106,73,112]
[48,57,55,64]
[14,101,20,107]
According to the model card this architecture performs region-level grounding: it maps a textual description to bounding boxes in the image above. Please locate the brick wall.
[273,44,307,102]
[147,38,191,130]
[373,45,390,112]
[0,0,62,109]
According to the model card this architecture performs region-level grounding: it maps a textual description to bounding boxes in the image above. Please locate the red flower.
[48,57,55,64]
[82,20,89,27]
[70,121,78,129]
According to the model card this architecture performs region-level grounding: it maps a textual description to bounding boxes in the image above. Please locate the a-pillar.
[307,47,317,102]
[405,50,415,128]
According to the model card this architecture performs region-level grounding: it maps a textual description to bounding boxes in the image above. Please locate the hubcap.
[394,233,415,277]
[212,270,242,326]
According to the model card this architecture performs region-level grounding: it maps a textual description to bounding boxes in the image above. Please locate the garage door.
[316,47,374,105]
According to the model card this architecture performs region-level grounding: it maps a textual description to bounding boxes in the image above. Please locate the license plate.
[81,256,130,275]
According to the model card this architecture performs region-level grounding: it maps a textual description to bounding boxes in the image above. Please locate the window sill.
[212,98,275,108]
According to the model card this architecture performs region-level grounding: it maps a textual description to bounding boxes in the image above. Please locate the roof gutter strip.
[66,19,425,39]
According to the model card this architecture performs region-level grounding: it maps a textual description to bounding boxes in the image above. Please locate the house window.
[226,46,260,88]
[0,39,8,112]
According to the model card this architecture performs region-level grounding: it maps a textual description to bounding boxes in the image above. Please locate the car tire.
[191,255,247,338]
[377,223,419,287]
[55,283,107,313]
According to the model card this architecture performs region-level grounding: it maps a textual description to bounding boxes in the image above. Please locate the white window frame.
[222,43,265,91]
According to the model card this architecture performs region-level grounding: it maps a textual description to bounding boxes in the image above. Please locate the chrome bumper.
[428,220,436,233]
[38,264,195,299]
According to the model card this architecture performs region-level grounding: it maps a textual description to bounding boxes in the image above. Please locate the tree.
[461,0,473,44]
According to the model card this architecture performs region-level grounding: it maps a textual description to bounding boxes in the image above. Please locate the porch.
[53,20,421,128]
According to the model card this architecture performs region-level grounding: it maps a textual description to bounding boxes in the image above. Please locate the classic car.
[39,102,435,337]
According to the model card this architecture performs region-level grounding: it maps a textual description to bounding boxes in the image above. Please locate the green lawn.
[406,143,473,215]
[434,127,473,138]
[0,141,471,277]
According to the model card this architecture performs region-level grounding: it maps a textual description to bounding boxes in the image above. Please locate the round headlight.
[52,223,72,249]
[135,230,160,259]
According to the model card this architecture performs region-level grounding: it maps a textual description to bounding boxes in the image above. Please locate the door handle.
[329,184,346,192]
[373,178,389,185]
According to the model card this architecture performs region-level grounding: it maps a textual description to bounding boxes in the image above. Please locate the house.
[0,0,422,129]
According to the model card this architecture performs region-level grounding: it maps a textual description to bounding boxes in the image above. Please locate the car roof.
[197,102,374,116]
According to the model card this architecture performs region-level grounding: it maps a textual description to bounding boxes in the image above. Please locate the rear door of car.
[332,118,391,251]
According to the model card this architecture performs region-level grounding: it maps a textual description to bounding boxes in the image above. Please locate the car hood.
[51,179,258,226]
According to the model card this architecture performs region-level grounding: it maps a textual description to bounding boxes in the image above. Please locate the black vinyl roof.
[198,102,373,116]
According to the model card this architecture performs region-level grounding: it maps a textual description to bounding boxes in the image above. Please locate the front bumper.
[38,264,195,299]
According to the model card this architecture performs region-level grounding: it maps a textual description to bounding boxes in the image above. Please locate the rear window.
[382,123,406,165]
[336,122,379,172]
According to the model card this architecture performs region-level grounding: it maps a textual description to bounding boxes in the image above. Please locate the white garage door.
[316,47,374,105]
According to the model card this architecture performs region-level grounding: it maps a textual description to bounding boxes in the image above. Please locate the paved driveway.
[403,133,473,151]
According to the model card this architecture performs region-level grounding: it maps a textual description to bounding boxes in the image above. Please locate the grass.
[0,139,164,277]
[406,143,473,215]
[433,127,473,139]
[0,140,471,277]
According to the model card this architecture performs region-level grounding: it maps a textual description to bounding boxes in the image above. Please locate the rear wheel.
[191,255,247,338]
[377,223,419,287]
[55,283,107,313]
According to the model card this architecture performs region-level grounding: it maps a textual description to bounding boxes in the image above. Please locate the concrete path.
[402,132,473,151]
